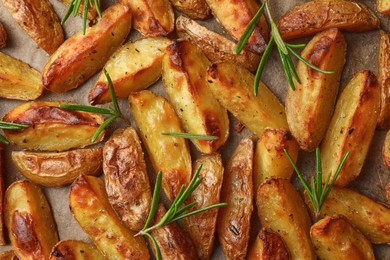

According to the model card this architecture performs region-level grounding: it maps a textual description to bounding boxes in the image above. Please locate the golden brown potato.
[59,0,98,20]
[377,31,390,129]
[162,41,229,154]
[207,62,288,138]
[69,175,150,259]
[50,240,105,260]
[0,144,4,246]
[42,3,132,93]
[181,154,224,259]
[285,28,346,151]
[387,183,390,204]
[89,37,172,104]
[377,0,390,14]
[170,0,210,19]
[310,216,375,260]
[321,71,380,187]
[2,101,105,151]
[128,90,192,201]
[217,138,253,260]
[0,22,7,48]
[247,228,290,260]
[12,148,102,187]
[277,0,380,40]
[383,131,390,168]
[103,127,152,232]
[0,52,44,101]
[257,178,315,260]
[4,180,59,260]
[2,0,64,54]
[0,250,18,260]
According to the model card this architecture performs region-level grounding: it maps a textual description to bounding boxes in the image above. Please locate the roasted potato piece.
[69,175,150,259]
[207,62,288,138]
[162,41,229,154]
[59,0,98,20]
[310,216,374,260]
[257,178,315,259]
[42,3,132,93]
[217,138,253,260]
[128,90,192,201]
[170,0,210,19]
[247,228,289,260]
[377,0,390,14]
[103,127,152,232]
[387,183,390,204]
[181,154,224,259]
[50,240,105,260]
[4,180,59,259]
[2,101,105,151]
[0,22,7,48]
[286,28,346,151]
[377,31,390,129]
[0,52,44,101]
[89,37,172,104]
[0,144,4,246]
[383,131,390,168]
[277,0,380,40]
[2,0,64,54]
[321,71,380,187]
[12,148,102,187]
[0,250,18,260]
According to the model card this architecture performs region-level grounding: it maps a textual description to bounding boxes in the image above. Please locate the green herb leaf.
[161,132,218,140]
[143,171,162,230]
[144,233,162,260]
[59,104,112,115]
[0,134,9,145]
[287,46,334,75]
[254,36,274,96]
[104,68,121,115]
[92,115,116,142]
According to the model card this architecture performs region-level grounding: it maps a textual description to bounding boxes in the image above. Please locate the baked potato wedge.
[12,148,102,187]
[170,0,210,19]
[377,0,390,15]
[217,138,253,260]
[277,0,380,40]
[103,127,152,232]
[0,144,4,246]
[257,178,315,260]
[42,3,132,93]
[377,31,390,129]
[207,62,288,138]
[387,183,390,204]
[0,52,44,101]
[89,37,172,104]
[383,131,390,168]
[4,180,59,259]
[162,41,229,154]
[321,71,380,187]
[0,22,7,48]
[0,250,18,260]
[310,216,375,260]
[50,240,105,260]
[247,228,289,260]
[286,28,347,151]
[59,0,99,20]
[2,0,64,54]
[69,175,150,259]
[2,101,105,151]
[128,90,192,201]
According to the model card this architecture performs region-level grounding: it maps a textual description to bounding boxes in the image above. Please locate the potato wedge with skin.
[383,131,390,168]
[321,71,380,187]
[217,138,253,260]
[42,3,132,93]
[377,0,390,15]
[11,148,102,187]
[59,0,98,20]
[286,28,346,151]
[377,31,390,129]
[170,0,210,20]
[50,240,105,260]
[387,183,390,204]
[0,52,44,101]
[0,22,7,48]
[247,228,290,260]
[69,175,150,259]
[128,91,192,201]
[89,37,172,104]
[163,41,229,154]
[103,127,152,232]
[207,62,288,138]
[0,250,18,260]
[277,0,380,40]
[2,0,64,54]
[0,144,4,246]
[4,180,59,260]
[257,178,315,260]
[310,216,374,260]
[3,101,105,151]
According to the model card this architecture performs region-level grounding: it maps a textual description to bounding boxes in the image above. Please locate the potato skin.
[247,228,290,260]
[42,3,132,93]
[0,250,18,260]
[0,144,4,246]
[321,71,380,187]
[170,0,211,19]
[0,22,7,48]
[383,131,390,168]
[377,0,390,14]
[59,0,98,20]
[50,240,105,260]
[286,28,346,151]
[310,216,374,260]
[377,31,390,129]
[12,148,102,187]
[277,0,380,40]
[103,127,152,232]
[387,183,390,204]
[4,180,59,260]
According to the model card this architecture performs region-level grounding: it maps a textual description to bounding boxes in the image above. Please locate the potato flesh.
[170,0,210,19]
[247,228,289,260]
[377,31,390,129]
[50,240,105,260]
[377,0,390,14]
[0,23,6,48]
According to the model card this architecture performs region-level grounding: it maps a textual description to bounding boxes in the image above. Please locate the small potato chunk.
[247,228,289,260]
[12,148,102,187]
[103,127,152,232]
[4,180,59,259]
[0,250,18,260]
[277,0,380,40]
[50,240,104,260]
[42,3,132,93]
[170,0,210,19]
[387,183,390,204]
[286,28,346,151]
[310,216,375,260]
[257,178,315,260]
[0,144,4,245]
[59,0,98,20]
[383,131,390,168]
[0,22,7,48]
[2,101,105,151]
[217,138,254,260]
[128,90,192,201]
[89,37,172,104]
[377,31,390,129]
[377,0,390,14]
[69,175,150,259]
[207,62,288,138]
[162,41,229,154]
[321,71,380,187]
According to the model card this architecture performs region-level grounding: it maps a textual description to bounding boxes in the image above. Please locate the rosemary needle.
[0,121,29,144]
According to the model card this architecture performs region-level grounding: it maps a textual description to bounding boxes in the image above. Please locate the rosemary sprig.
[161,132,219,140]
[0,121,29,144]
[136,164,227,260]
[284,148,350,216]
